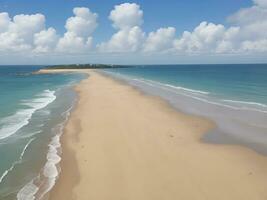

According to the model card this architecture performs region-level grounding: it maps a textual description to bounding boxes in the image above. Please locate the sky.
[0,0,267,65]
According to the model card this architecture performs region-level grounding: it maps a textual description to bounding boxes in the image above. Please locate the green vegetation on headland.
[46,64,131,69]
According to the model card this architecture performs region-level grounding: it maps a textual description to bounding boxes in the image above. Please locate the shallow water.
[0,66,86,199]
[103,64,267,155]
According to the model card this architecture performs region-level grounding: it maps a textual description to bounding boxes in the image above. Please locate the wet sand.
[48,69,267,200]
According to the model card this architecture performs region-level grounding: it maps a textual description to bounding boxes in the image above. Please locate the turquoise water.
[0,66,86,199]
[104,64,267,154]
[1,64,267,199]
[105,64,267,106]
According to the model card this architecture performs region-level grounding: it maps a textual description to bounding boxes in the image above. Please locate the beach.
[48,69,267,200]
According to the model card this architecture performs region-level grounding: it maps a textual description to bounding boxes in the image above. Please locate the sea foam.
[16,104,73,200]
[16,180,39,200]
[0,90,56,140]
[16,130,63,200]
[129,76,267,114]
[222,99,267,108]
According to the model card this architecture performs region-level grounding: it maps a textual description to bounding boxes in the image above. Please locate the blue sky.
[1,0,251,41]
[0,0,266,64]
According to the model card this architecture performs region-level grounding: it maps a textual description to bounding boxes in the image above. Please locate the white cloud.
[0,7,98,55]
[241,39,267,52]
[0,12,10,33]
[98,26,145,52]
[223,0,267,53]
[65,7,98,38]
[253,0,267,8]
[56,7,97,53]
[228,5,267,26]
[10,14,45,44]
[216,41,234,53]
[0,12,45,52]
[174,22,227,53]
[0,32,31,52]
[99,3,174,53]
[173,0,267,55]
[228,1,267,41]
[143,27,176,52]
[215,27,240,53]
[0,0,267,63]
[99,1,267,55]
[34,28,59,53]
[109,3,143,29]
[56,32,92,53]
[98,3,145,52]
[223,27,240,40]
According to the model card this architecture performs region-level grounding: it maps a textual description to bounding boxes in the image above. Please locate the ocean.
[0,66,86,200]
[103,64,267,155]
[1,64,267,199]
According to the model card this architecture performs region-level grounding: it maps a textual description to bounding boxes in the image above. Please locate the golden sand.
[48,69,267,200]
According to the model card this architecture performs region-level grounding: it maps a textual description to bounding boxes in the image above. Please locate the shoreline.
[100,70,267,156]
[46,69,267,200]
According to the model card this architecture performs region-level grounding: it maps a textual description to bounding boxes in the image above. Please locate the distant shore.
[44,69,267,200]
[35,68,90,74]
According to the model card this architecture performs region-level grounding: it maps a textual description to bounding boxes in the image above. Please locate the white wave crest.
[16,180,39,200]
[0,138,35,184]
[132,78,210,95]
[162,83,209,95]
[16,103,74,200]
[16,133,63,200]
[0,90,56,140]
[131,77,267,114]
[222,99,267,108]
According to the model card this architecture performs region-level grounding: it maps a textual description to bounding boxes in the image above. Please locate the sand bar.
[48,69,267,200]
